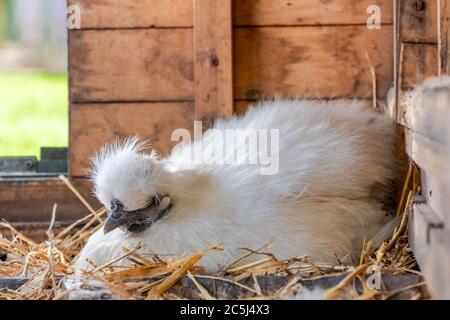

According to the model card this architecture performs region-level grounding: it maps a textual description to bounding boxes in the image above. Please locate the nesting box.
[0,0,449,299]
[66,1,450,298]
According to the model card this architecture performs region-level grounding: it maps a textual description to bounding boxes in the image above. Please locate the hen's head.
[90,137,172,234]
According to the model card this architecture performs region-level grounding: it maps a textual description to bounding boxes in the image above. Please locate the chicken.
[74,99,400,271]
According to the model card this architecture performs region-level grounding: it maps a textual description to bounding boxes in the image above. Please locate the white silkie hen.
[75,99,401,271]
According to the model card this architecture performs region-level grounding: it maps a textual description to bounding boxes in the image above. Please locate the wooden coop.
[0,0,449,299]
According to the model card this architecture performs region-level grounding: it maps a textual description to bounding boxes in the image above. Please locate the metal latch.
[0,147,67,177]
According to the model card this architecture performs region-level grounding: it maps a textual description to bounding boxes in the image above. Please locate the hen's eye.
[147,196,159,207]
[110,198,123,212]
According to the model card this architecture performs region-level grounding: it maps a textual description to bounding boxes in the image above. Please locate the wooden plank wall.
[194,0,233,128]
[439,0,450,75]
[68,0,394,177]
[0,179,96,222]
[405,80,450,299]
[395,0,450,299]
[396,0,439,122]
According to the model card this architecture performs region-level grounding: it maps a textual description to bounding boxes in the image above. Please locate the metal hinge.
[0,147,67,179]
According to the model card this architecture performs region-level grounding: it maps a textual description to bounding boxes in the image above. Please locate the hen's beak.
[103,196,173,235]
[103,210,126,234]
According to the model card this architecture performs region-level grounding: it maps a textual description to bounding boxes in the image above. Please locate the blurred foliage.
[0,72,68,158]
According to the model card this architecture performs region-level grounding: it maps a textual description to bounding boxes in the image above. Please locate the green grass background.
[0,72,68,158]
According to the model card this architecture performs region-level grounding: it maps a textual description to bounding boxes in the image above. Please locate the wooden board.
[402,80,450,140]
[400,0,438,43]
[402,79,450,299]
[404,130,450,226]
[233,0,393,26]
[424,230,450,299]
[439,0,450,75]
[0,179,98,222]
[70,26,393,102]
[69,29,194,102]
[194,0,233,127]
[68,0,393,29]
[67,0,193,28]
[69,102,195,177]
[234,26,393,99]
[400,43,438,90]
[402,82,450,225]
[409,202,444,267]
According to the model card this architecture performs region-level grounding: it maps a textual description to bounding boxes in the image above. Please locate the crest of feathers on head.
[89,136,163,209]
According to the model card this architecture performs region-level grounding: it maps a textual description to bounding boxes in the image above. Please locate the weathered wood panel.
[424,230,450,299]
[403,79,450,299]
[402,79,450,140]
[194,0,233,127]
[409,202,444,267]
[67,0,193,28]
[400,0,438,43]
[234,26,393,100]
[70,26,393,102]
[439,0,450,74]
[233,0,393,26]
[69,29,194,102]
[69,103,195,177]
[404,126,450,233]
[0,179,98,222]
[400,44,438,90]
[68,0,393,29]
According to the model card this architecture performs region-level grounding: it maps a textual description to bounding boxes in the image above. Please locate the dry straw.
[0,163,426,300]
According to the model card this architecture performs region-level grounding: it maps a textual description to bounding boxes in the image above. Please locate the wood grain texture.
[402,81,450,141]
[69,102,195,177]
[68,0,393,29]
[234,26,393,99]
[402,83,450,225]
[69,29,194,102]
[0,179,99,222]
[424,230,450,299]
[69,26,393,102]
[67,0,193,28]
[234,0,393,26]
[409,203,444,267]
[400,0,438,43]
[400,43,438,90]
[194,0,233,127]
[439,0,450,74]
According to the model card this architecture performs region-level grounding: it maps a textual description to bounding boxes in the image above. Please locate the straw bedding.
[0,165,429,300]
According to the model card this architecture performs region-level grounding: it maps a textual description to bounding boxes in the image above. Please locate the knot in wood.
[412,0,425,11]
[210,55,220,67]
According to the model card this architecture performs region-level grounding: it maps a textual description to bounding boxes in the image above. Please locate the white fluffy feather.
[75,99,397,271]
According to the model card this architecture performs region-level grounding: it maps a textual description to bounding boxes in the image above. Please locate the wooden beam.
[0,178,99,222]
[68,0,394,29]
[399,43,438,90]
[438,0,450,75]
[424,230,450,299]
[67,0,193,28]
[234,26,393,100]
[69,102,195,177]
[194,0,233,128]
[69,29,194,103]
[402,79,450,140]
[409,203,444,267]
[69,26,393,103]
[233,0,393,26]
[400,0,438,43]
[402,80,450,224]
[403,78,450,299]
